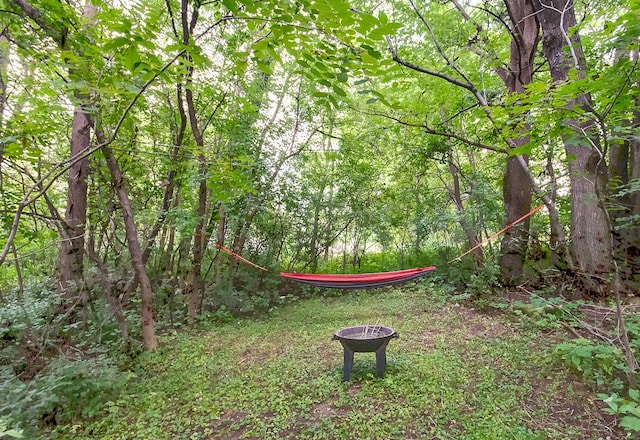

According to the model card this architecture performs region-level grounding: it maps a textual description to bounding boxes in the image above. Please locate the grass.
[52,282,618,439]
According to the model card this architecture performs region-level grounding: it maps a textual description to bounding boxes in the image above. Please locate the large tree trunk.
[58,109,91,296]
[56,3,98,300]
[532,0,612,288]
[187,159,207,322]
[497,0,539,285]
[609,48,640,293]
[179,0,208,322]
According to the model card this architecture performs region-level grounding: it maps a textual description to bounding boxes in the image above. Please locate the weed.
[599,389,640,432]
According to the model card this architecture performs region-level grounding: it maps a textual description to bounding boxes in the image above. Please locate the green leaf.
[332,85,347,97]
[2,142,21,157]
[103,36,130,52]
[620,403,640,416]
[367,48,383,59]
[222,0,238,14]
[253,39,269,52]
[239,0,258,13]
[336,72,348,82]
[124,47,140,72]
[257,61,273,75]
[630,389,640,402]
[621,415,640,431]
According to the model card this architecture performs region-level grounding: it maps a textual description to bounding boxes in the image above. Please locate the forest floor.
[53,284,624,439]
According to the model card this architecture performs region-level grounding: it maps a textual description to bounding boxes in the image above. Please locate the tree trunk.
[609,48,640,293]
[100,135,157,350]
[57,3,99,300]
[447,153,484,269]
[532,0,612,287]
[496,0,539,285]
[499,153,532,284]
[214,206,226,288]
[186,142,207,322]
[309,185,325,273]
[58,109,91,296]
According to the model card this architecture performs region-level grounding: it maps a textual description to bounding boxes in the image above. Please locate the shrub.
[0,357,128,437]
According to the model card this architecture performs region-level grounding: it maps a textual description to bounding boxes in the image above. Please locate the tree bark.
[609,48,640,292]
[496,0,539,285]
[58,109,91,296]
[99,132,157,350]
[179,0,208,322]
[9,0,93,300]
[532,0,612,286]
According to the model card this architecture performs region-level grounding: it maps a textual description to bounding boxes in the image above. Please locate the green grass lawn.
[53,283,617,439]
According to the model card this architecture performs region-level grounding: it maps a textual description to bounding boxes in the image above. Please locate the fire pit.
[332,325,398,381]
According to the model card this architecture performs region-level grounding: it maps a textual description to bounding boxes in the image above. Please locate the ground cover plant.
[50,283,622,440]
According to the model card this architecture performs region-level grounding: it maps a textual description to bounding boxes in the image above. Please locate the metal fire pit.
[332,325,398,381]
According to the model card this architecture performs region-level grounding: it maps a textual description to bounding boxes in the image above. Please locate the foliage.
[500,294,640,435]
[0,357,128,438]
[51,288,613,439]
[0,416,23,439]
[554,339,627,388]
[599,389,640,433]
[1,0,640,435]
[0,282,130,438]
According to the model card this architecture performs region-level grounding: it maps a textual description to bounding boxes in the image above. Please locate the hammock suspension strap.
[214,243,268,272]
[447,204,544,264]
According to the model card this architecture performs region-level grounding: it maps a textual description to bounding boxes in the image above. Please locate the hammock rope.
[447,204,544,263]
[214,243,268,272]
[214,203,545,289]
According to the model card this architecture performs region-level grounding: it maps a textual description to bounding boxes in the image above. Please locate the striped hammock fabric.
[280,266,436,289]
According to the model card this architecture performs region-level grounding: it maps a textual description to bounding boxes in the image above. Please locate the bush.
[0,357,128,437]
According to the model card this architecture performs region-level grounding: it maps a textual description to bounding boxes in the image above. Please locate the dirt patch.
[206,411,249,440]
[236,334,288,365]
[347,383,362,396]
[522,370,625,438]
[418,305,517,346]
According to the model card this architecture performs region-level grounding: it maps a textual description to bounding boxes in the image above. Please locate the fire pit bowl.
[332,325,398,381]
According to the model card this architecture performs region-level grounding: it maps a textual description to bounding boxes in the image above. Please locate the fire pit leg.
[375,346,387,377]
[342,345,354,381]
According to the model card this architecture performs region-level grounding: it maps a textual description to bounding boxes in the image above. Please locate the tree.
[532,0,612,288]
[5,0,94,303]
[495,0,539,285]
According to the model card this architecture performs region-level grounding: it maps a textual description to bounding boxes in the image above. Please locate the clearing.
[54,284,622,439]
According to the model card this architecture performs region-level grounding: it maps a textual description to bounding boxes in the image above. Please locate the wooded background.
[1,0,639,349]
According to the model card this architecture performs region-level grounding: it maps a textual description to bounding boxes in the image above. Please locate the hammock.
[215,204,543,290]
[280,266,436,289]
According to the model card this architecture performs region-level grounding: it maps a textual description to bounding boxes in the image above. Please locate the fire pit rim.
[332,324,398,341]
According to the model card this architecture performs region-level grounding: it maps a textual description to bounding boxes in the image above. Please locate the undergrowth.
[493,290,640,436]
[0,283,131,438]
[50,281,617,439]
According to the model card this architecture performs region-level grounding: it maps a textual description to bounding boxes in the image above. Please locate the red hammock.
[280,266,436,289]
[216,205,545,290]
